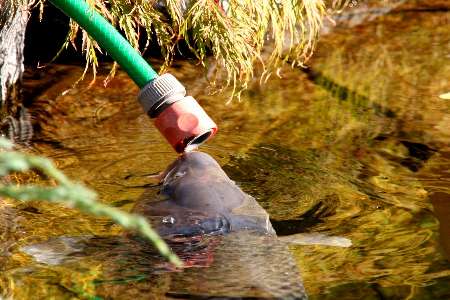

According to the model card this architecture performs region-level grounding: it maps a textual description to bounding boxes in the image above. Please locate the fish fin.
[20,235,93,265]
[278,233,352,247]
[229,215,276,235]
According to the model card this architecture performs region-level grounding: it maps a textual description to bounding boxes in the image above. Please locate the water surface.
[1,2,449,299]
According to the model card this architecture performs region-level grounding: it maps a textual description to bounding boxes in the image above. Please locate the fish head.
[159,151,245,212]
[161,151,226,184]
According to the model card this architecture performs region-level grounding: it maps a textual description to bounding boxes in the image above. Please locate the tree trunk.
[0,0,28,113]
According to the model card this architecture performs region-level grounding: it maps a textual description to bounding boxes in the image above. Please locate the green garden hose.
[49,0,158,88]
[48,0,218,153]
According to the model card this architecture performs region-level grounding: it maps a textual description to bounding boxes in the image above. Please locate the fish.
[132,151,351,247]
[132,151,276,238]
[19,151,351,299]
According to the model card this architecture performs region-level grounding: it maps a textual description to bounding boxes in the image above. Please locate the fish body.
[132,151,276,238]
[20,151,351,299]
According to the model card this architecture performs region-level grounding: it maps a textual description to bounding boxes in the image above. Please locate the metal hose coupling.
[138,74,218,153]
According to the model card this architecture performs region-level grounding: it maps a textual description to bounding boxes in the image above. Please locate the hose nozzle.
[138,74,218,153]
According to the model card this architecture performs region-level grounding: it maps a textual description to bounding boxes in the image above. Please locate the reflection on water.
[1,2,450,299]
[18,232,306,299]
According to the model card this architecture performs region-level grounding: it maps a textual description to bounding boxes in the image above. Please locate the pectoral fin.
[279,233,352,247]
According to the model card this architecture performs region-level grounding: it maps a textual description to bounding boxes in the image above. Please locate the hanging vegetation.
[36,0,350,95]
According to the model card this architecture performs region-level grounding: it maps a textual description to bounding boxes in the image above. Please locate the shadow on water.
[1,1,450,299]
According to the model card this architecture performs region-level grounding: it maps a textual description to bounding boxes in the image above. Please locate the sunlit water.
[1,2,449,299]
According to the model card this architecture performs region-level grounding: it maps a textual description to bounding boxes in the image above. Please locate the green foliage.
[0,138,182,267]
[37,0,350,96]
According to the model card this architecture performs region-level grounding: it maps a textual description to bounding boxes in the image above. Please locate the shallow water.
[1,2,450,299]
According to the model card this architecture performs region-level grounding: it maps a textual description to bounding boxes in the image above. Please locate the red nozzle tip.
[154,97,217,153]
